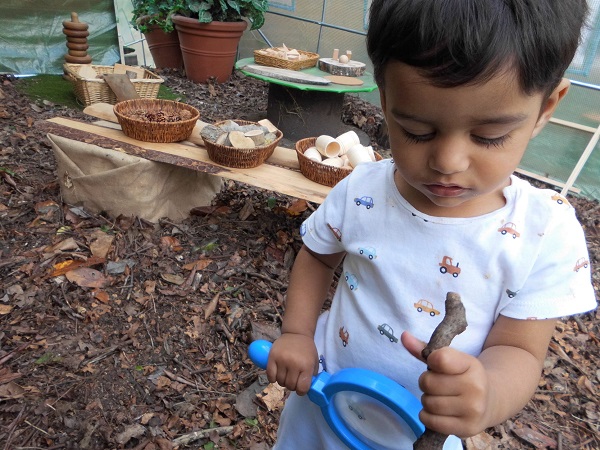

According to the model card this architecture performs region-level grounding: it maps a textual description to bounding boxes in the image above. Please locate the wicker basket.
[204,120,283,169]
[64,63,163,106]
[253,49,319,71]
[113,99,200,143]
[296,137,382,187]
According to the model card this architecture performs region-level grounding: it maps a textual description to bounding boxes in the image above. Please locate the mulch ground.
[0,69,598,450]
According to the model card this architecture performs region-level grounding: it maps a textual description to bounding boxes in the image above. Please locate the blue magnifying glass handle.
[248,340,425,450]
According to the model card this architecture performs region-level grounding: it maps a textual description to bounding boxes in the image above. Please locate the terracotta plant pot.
[172,15,247,83]
[144,25,183,70]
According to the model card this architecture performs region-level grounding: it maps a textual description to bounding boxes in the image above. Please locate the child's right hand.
[266,333,319,396]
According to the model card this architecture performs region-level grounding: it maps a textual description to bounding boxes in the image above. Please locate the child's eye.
[401,129,434,144]
[472,134,510,148]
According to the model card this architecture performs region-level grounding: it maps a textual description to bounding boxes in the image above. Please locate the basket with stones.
[201,120,283,168]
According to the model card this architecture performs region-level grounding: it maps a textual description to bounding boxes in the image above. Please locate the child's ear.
[531,78,570,138]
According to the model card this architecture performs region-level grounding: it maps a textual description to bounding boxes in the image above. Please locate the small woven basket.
[296,137,382,187]
[64,63,163,106]
[253,49,319,71]
[204,120,283,169]
[114,99,200,143]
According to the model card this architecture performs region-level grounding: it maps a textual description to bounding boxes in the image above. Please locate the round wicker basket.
[113,99,199,143]
[296,137,382,187]
[203,120,283,169]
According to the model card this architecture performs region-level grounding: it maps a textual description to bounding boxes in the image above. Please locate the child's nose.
[428,138,470,174]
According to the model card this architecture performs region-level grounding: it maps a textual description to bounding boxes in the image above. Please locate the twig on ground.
[172,425,235,446]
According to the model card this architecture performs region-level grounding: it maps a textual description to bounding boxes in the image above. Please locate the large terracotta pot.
[144,25,183,70]
[172,15,247,83]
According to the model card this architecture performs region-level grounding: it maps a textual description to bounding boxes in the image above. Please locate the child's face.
[380,61,566,217]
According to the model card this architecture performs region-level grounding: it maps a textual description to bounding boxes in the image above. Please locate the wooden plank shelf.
[40,117,331,204]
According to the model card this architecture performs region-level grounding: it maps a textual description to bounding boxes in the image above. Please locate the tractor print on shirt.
[498,222,521,239]
[354,196,374,209]
[439,255,461,277]
[377,323,399,343]
[339,327,350,347]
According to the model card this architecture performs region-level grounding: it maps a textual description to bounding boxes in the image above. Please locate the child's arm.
[266,245,345,396]
[402,316,557,438]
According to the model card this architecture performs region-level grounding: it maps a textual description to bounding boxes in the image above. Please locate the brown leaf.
[66,268,111,288]
[511,422,556,448]
[89,230,114,259]
[204,293,220,320]
[258,383,286,412]
[183,258,212,271]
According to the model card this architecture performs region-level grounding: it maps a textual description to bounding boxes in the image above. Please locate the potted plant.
[171,0,269,83]
[131,0,184,70]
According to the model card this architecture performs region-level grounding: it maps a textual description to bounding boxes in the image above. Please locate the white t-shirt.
[274,160,596,450]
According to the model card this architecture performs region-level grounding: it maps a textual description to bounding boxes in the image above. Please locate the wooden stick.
[414,292,468,450]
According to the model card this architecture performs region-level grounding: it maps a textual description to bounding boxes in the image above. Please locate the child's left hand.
[401,331,491,438]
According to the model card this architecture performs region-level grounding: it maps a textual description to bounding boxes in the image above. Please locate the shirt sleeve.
[499,205,597,319]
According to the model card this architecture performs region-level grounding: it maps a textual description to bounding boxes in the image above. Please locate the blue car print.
[345,271,359,290]
[354,196,374,209]
[358,247,377,260]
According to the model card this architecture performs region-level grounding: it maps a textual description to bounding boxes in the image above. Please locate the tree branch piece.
[414,291,468,450]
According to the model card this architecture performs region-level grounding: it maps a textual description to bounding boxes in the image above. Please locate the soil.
[0,69,598,450]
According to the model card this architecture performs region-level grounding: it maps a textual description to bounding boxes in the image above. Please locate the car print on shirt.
[300,222,307,236]
[354,196,374,209]
[345,271,359,290]
[574,257,590,272]
[358,246,377,260]
[413,299,440,317]
[339,327,349,347]
[377,323,398,343]
[551,193,570,206]
[327,223,342,241]
[498,222,521,239]
[439,255,461,277]
[506,289,520,298]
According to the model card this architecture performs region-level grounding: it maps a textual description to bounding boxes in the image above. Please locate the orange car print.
[573,257,589,272]
[498,222,520,239]
[414,299,440,316]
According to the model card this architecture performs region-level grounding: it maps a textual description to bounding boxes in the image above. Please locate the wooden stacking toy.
[63,12,92,64]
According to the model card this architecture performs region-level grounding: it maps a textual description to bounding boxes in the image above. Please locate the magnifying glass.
[248,340,425,450]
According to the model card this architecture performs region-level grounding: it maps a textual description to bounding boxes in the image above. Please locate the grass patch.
[15,73,181,110]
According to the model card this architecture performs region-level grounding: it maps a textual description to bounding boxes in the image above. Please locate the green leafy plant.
[131,0,180,33]
[173,0,269,30]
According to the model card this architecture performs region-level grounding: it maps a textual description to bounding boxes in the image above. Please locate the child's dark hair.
[367,0,588,96]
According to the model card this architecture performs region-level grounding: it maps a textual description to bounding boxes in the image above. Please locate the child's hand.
[266,333,319,396]
[401,331,491,438]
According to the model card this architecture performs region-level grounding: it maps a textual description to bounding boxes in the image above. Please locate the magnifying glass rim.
[318,367,425,450]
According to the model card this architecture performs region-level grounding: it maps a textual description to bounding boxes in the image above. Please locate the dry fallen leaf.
[258,383,286,412]
[65,268,111,288]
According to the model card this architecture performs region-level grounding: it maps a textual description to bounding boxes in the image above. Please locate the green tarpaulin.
[0,0,119,74]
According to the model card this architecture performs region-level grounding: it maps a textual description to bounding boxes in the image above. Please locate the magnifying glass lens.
[333,391,418,449]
